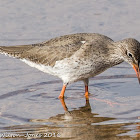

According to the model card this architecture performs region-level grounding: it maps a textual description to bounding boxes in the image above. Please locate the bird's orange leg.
[59,85,66,99]
[85,85,89,99]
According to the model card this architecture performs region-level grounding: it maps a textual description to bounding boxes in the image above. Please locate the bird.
[0,33,140,98]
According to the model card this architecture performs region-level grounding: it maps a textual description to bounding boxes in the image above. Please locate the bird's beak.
[132,61,140,83]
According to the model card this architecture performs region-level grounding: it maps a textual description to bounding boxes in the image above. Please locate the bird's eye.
[127,52,133,58]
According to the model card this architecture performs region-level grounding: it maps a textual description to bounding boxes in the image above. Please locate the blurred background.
[0,0,140,139]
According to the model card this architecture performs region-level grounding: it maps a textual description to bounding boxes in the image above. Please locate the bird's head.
[118,38,140,83]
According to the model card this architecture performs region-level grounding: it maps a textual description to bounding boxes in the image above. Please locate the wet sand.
[0,0,140,139]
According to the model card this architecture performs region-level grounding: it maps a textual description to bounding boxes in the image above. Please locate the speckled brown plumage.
[0,33,113,66]
[0,33,140,98]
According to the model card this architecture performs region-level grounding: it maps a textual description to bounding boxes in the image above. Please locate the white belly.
[21,57,95,85]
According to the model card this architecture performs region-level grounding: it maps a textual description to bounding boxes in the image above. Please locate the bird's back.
[0,33,113,67]
[44,33,113,46]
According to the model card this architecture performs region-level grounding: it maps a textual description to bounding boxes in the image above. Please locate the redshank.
[0,33,140,98]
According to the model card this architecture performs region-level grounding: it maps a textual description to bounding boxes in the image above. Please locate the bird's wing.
[0,33,113,67]
[0,39,83,67]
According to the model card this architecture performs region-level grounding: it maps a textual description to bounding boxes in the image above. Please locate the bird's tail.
[0,45,34,59]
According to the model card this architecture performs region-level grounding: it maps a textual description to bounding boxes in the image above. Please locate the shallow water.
[0,0,140,139]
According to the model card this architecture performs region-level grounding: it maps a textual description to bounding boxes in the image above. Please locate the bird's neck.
[107,43,124,67]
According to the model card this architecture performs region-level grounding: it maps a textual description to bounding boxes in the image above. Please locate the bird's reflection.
[59,97,91,112]
[2,98,135,139]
